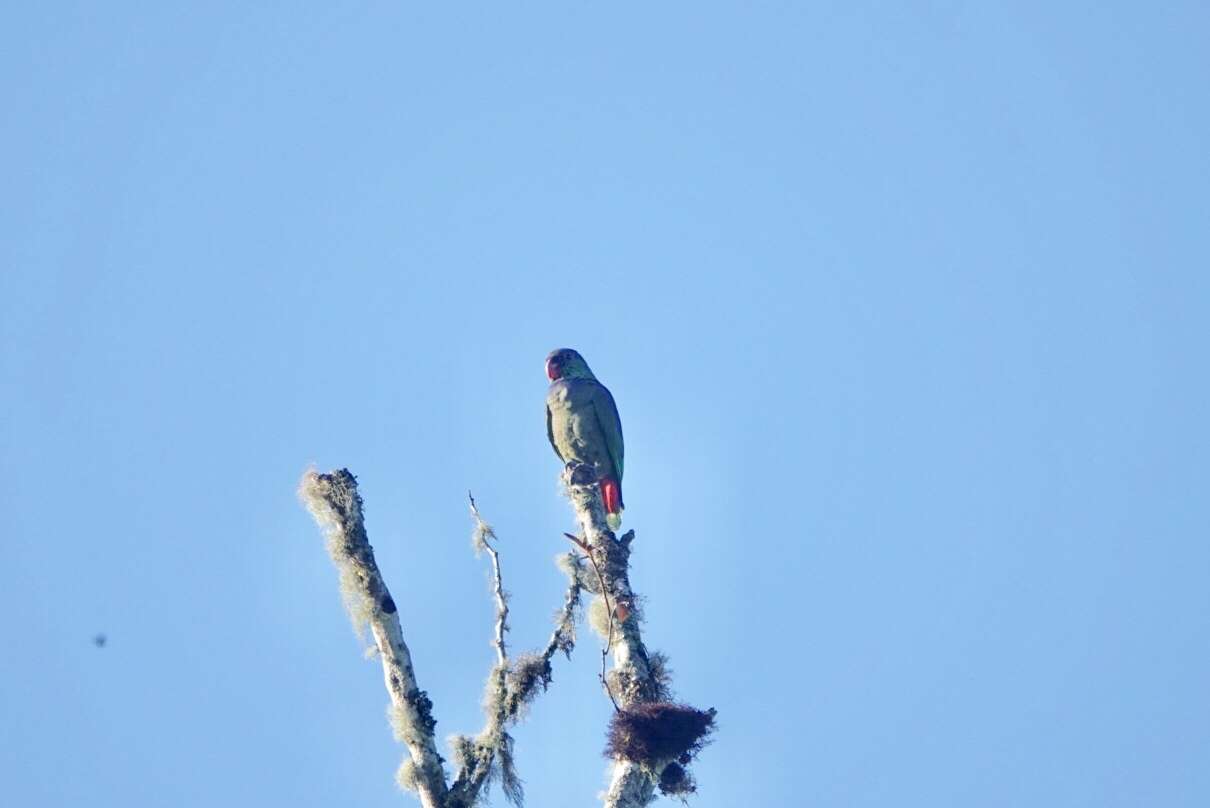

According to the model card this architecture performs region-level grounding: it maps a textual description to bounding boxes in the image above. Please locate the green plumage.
[545,349,625,526]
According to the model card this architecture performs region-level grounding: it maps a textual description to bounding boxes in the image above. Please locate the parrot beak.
[546,358,560,380]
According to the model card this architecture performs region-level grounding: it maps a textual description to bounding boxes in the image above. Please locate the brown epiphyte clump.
[604,702,717,765]
[658,761,698,797]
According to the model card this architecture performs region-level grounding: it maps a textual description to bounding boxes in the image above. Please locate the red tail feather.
[600,477,623,514]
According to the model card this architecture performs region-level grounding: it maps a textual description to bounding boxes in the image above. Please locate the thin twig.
[448,492,520,806]
[471,492,509,666]
[564,532,620,713]
[538,558,582,663]
[451,494,585,807]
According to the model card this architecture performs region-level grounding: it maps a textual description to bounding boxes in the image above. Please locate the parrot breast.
[545,378,621,481]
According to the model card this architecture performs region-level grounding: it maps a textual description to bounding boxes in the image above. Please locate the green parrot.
[545,348,625,529]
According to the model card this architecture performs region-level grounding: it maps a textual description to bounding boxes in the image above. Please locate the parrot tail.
[600,477,624,530]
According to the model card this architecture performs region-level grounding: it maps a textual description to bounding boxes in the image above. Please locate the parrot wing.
[590,385,624,481]
[546,403,564,462]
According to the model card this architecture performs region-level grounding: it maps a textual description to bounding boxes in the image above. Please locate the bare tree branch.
[561,464,663,808]
[471,494,510,668]
[446,495,519,806]
[300,466,706,807]
[448,495,586,808]
[298,469,449,808]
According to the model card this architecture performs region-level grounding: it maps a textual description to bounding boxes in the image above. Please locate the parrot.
[545,348,625,530]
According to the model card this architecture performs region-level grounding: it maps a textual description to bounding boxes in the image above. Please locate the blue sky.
[2,3,1208,806]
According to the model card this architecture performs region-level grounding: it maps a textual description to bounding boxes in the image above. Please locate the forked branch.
[300,469,584,808]
[300,465,708,808]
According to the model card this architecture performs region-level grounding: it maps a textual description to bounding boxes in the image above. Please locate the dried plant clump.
[646,651,674,702]
[448,731,523,808]
[555,550,591,591]
[396,758,420,793]
[496,731,523,806]
[604,702,717,766]
[588,595,613,640]
[504,653,554,716]
[550,553,584,657]
[657,761,698,798]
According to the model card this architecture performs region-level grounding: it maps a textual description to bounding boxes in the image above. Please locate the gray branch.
[445,496,521,806]
[561,464,662,808]
[299,469,448,808]
[300,470,584,808]
[447,495,586,807]
[471,495,510,668]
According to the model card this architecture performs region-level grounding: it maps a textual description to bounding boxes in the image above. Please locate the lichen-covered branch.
[447,496,585,808]
[445,496,520,807]
[470,495,510,668]
[562,463,716,807]
[564,530,621,712]
[300,465,707,808]
[299,469,448,808]
[561,464,661,808]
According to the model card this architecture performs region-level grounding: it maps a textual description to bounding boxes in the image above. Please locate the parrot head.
[546,348,595,381]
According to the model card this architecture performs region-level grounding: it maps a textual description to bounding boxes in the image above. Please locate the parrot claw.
[566,462,597,486]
